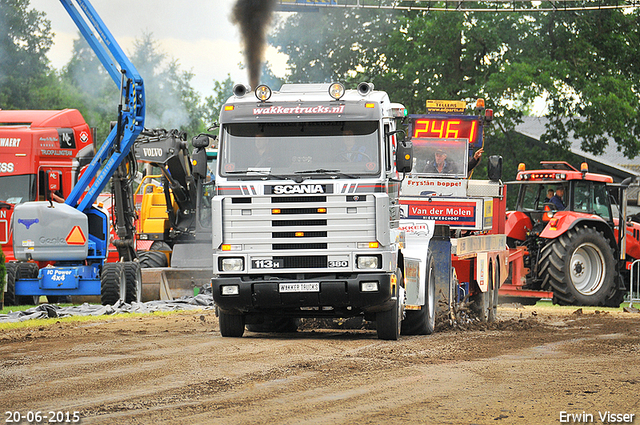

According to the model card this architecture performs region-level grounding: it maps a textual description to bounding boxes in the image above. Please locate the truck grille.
[221,193,377,271]
[274,256,327,269]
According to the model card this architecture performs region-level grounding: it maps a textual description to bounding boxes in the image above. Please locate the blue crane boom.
[8,0,146,305]
[60,0,145,212]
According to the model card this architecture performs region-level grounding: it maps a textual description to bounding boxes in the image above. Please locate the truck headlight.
[357,256,379,269]
[220,258,244,272]
[360,281,379,292]
[221,285,239,296]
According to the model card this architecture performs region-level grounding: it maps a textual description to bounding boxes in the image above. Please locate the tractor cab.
[506,161,615,243]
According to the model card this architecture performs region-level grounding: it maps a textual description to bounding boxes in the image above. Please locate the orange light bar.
[224,105,234,111]
[369,242,379,248]
[295,232,304,237]
[221,244,231,251]
[365,103,375,108]
[272,209,281,214]
[317,208,327,213]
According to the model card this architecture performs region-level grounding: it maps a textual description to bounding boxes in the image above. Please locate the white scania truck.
[210,83,453,339]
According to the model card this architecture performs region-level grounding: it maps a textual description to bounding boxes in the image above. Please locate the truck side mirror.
[191,148,208,179]
[396,134,413,174]
[487,155,502,181]
[45,170,63,202]
[192,134,211,149]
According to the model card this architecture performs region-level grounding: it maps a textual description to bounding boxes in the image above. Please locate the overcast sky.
[29,0,289,97]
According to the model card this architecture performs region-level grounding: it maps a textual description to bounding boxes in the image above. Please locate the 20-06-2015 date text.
[5,411,80,423]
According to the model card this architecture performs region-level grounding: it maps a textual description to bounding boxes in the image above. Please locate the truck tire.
[4,263,17,306]
[123,262,142,303]
[539,226,616,306]
[470,265,494,323]
[489,264,498,323]
[401,256,436,335]
[218,308,245,337]
[376,269,403,340]
[16,262,40,305]
[138,250,168,268]
[101,263,126,306]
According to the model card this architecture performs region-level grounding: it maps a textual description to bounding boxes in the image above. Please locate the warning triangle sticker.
[66,226,86,245]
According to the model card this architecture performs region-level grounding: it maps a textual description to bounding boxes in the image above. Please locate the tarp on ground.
[0,294,215,324]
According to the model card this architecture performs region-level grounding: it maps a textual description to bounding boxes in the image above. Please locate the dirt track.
[1,305,639,425]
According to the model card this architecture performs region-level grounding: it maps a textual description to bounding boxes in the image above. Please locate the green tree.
[61,32,206,142]
[129,33,204,137]
[271,5,640,165]
[61,34,114,140]
[203,75,236,127]
[0,0,54,108]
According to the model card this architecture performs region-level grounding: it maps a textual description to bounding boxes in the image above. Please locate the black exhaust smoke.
[232,0,277,91]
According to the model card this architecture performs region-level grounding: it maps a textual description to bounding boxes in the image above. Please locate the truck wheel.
[488,264,497,323]
[101,263,126,306]
[376,269,404,340]
[246,317,299,333]
[401,256,436,335]
[470,272,493,323]
[4,263,17,306]
[539,226,616,306]
[123,262,142,303]
[218,309,245,337]
[137,251,168,268]
[16,262,40,305]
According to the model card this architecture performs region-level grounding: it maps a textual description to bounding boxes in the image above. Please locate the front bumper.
[212,273,394,317]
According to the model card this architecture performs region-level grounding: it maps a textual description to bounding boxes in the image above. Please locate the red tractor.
[504,161,639,307]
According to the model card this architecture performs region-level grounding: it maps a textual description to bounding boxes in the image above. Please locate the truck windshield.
[411,137,468,178]
[219,121,380,177]
[0,175,36,204]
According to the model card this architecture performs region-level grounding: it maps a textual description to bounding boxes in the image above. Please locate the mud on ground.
[1,305,639,424]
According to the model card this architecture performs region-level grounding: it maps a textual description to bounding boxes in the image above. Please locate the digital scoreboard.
[410,117,482,147]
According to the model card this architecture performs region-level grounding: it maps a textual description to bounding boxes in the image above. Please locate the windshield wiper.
[225,169,294,181]
[294,169,360,179]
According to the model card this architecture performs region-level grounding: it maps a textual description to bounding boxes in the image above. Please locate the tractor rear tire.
[401,256,436,335]
[101,263,126,306]
[538,226,617,306]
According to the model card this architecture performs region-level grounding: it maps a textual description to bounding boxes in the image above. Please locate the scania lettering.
[211,82,451,340]
[273,184,325,195]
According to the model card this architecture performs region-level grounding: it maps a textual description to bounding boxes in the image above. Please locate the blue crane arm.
[60,0,145,213]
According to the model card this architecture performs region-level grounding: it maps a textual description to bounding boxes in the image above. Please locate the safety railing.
[629,259,640,308]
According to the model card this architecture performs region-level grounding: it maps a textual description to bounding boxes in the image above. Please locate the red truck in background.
[0,109,95,302]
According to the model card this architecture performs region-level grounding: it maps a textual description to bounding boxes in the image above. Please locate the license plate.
[279,282,320,293]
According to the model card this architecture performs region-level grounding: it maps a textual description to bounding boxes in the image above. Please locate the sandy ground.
[1,305,639,425]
